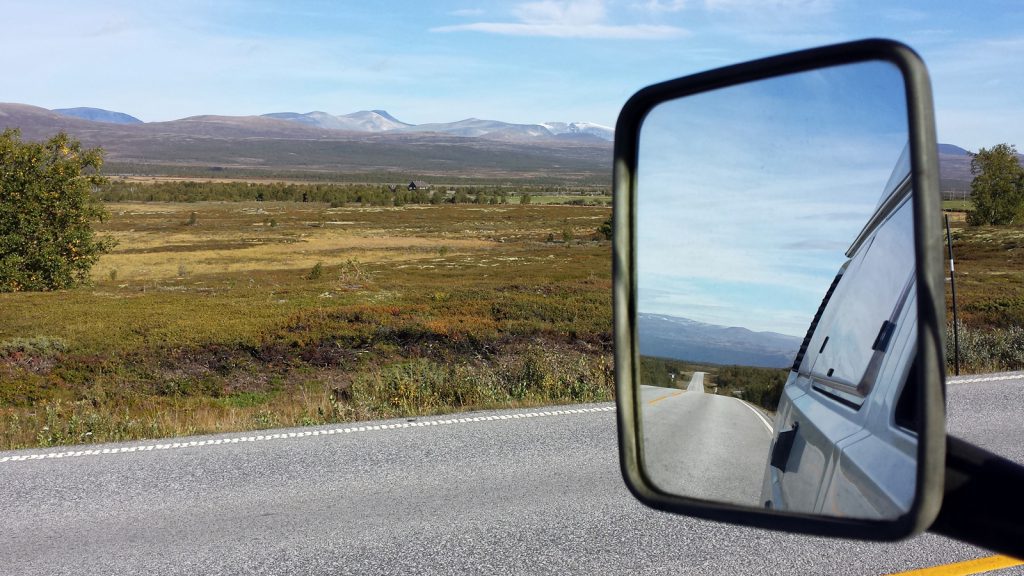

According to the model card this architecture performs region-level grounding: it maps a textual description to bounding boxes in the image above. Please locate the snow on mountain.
[342,110,412,131]
[398,118,550,138]
[263,110,411,132]
[263,111,351,130]
[255,111,613,141]
[39,104,615,140]
[542,121,614,141]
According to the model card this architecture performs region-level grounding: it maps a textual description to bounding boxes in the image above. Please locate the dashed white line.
[0,405,616,465]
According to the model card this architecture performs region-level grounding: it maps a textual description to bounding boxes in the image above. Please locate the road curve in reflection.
[640,373,774,506]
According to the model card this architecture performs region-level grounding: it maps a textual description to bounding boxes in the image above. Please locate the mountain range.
[52,107,143,125]
[50,106,615,142]
[0,104,1002,189]
[639,313,802,369]
[0,103,612,183]
[935,143,1024,197]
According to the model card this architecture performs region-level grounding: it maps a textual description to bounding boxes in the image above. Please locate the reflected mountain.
[638,313,801,369]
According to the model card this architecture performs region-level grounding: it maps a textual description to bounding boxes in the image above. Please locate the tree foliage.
[0,129,115,292]
[968,143,1024,226]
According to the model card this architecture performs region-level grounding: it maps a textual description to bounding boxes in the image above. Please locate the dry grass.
[0,200,613,449]
[944,217,1024,373]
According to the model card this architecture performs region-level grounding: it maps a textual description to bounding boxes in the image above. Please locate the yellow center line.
[885,555,1024,576]
[647,390,685,406]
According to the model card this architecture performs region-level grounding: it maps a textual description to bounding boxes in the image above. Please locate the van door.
[768,197,915,514]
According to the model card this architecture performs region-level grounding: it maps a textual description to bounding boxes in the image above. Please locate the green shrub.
[0,336,67,358]
[713,365,788,411]
[0,130,116,292]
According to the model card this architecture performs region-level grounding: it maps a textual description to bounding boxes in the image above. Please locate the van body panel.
[762,167,919,518]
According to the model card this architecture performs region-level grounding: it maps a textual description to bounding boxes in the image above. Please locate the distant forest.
[96,180,609,206]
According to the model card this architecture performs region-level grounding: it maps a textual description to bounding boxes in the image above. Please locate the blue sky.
[2,1,1021,150]
[636,61,909,335]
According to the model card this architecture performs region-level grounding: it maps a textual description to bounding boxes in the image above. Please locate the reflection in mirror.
[636,61,917,519]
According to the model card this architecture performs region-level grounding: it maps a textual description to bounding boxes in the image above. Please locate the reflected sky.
[637,60,908,337]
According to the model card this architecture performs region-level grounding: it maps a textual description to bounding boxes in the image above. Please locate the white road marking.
[731,397,774,435]
[0,405,616,465]
[948,373,1023,384]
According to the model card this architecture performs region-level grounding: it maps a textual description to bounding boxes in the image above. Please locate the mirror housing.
[614,39,947,540]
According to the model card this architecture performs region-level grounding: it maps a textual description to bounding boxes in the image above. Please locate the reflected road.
[687,372,705,393]
[641,372,774,506]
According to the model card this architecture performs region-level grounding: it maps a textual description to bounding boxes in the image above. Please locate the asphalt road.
[687,372,705,393]
[1,373,1022,575]
[639,374,774,505]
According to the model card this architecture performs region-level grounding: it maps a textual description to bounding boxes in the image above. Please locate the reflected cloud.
[635,61,908,337]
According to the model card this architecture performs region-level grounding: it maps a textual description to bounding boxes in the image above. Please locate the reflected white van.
[762,148,920,518]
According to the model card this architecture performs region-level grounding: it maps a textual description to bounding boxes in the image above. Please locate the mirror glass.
[636,60,918,519]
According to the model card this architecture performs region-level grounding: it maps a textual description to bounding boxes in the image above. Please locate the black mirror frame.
[613,38,947,540]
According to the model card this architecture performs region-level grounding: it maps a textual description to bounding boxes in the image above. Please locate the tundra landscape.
[1,104,1021,449]
[0,190,616,449]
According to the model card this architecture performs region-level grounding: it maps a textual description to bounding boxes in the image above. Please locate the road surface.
[687,371,705,393]
[0,372,1022,575]
[640,373,774,505]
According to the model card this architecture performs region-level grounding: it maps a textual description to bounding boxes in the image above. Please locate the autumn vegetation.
[2,133,1022,449]
[0,189,614,449]
[945,143,1024,373]
[0,130,115,292]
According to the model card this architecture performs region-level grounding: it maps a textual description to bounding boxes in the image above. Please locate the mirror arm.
[928,435,1024,557]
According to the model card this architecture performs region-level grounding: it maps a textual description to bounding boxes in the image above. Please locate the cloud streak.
[432,22,685,38]
[432,0,687,39]
[704,0,833,13]
[634,0,688,13]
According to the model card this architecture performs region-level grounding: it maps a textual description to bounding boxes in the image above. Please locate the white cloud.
[432,0,687,39]
[514,0,606,24]
[705,0,833,13]
[634,0,688,13]
[432,22,685,39]
[921,35,1024,149]
[450,8,485,17]
[634,0,692,12]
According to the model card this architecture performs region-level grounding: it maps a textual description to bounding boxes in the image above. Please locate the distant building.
[408,181,430,191]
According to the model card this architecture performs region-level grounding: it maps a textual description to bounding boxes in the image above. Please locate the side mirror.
[614,39,947,540]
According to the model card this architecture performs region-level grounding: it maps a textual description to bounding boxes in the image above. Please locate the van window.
[805,197,914,402]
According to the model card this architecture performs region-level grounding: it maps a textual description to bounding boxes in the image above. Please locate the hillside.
[638,313,801,369]
[52,107,143,125]
[938,143,1024,198]
[0,104,611,184]
[0,103,1005,189]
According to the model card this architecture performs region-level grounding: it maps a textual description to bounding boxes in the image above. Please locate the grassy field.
[3,194,1019,449]
[946,217,1024,373]
[0,200,613,449]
